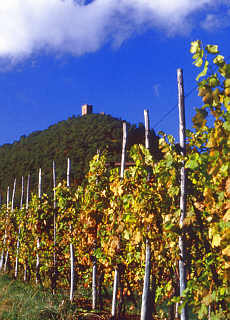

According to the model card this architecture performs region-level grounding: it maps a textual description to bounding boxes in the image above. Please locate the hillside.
[0,113,160,204]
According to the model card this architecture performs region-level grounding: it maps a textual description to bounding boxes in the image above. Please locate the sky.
[0,0,230,146]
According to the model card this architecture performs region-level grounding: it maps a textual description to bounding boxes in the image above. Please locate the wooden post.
[53,161,57,293]
[70,240,75,302]
[120,121,127,179]
[6,184,9,213]
[36,169,41,284]
[92,150,100,310]
[24,174,30,281]
[26,174,30,210]
[111,268,119,317]
[20,176,24,209]
[0,186,10,271]
[92,256,97,310]
[68,158,75,303]
[38,168,42,199]
[15,176,24,278]
[11,178,16,211]
[177,68,188,320]
[4,179,16,273]
[111,121,127,317]
[141,242,151,320]
[144,109,150,150]
[53,161,56,209]
[3,250,9,273]
[67,157,70,188]
[141,109,152,320]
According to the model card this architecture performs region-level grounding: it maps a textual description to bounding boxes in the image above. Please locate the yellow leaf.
[223,245,230,256]
[194,202,204,211]
[134,231,142,244]
[204,187,212,197]
[224,269,230,282]
[223,209,230,222]
[223,262,230,270]
[220,94,224,103]
[212,233,221,247]
[183,216,196,226]
[145,214,154,223]
[117,222,125,233]
[209,227,214,239]
[226,178,230,196]
[111,237,119,250]
[124,230,130,240]
[206,137,215,148]
[202,293,212,306]
[107,209,114,216]
[117,185,123,196]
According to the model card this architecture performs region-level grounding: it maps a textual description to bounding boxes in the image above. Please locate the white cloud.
[0,0,228,62]
[201,11,230,31]
[153,84,160,97]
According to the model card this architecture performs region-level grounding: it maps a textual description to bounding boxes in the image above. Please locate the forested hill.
[0,113,160,203]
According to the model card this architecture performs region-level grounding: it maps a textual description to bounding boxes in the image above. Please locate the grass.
[0,274,135,319]
[0,274,197,320]
[0,274,94,320]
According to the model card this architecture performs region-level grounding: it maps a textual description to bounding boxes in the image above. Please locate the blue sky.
[0,0,230,145]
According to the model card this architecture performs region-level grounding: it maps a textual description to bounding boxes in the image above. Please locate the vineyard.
[0,41,230,320]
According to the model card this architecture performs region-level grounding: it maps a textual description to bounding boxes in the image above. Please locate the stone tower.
[82,104,93,116]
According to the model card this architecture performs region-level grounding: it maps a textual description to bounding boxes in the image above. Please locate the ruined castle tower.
[82,104,93,116]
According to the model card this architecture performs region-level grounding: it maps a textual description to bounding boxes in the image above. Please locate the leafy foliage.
[0,113,160,204]
[0,41,229,319]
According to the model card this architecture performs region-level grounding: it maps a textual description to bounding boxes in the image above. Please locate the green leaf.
[167,135,175,144]
[186,159,199,170]
[94,247,103,259]
[194,57,203,68]
[224,79,230,88]
[186,152,202,170]
[213,55,225,66]
[209,75,219,88]
[198,304,208,319]
[224,96,230,111]
[192,108,208,129]
[202,293,212,305]
[219,63,230,78]
[206,44,218,54]
[218,191,225,201]
[220,163,229,176]
[223,120,230,131]
[196,60,209,81]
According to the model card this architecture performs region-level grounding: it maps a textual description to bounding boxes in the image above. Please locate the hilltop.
[0,113,160,203]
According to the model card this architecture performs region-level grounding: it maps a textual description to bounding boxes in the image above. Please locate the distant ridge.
[0,113,160,203]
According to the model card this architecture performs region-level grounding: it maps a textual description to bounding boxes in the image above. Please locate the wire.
[152,103,177,129]
[152,61,229,128]
[153,84,197,129]
[152,54,230,130]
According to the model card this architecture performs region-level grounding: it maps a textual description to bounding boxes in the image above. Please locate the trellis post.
[111,121,127,317]
[68,158,75,303]
[36,169,41,284]
[15,176,24,278]
[52,160,57,293]
[141,109,152,320]
[24,174,30,281]
[177,68,188,320]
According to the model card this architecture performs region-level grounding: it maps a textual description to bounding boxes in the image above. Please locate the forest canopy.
[0,113,160,204]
